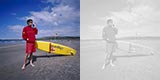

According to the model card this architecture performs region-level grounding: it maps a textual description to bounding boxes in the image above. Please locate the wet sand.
[81,39,160,80]
[0,39,80,80]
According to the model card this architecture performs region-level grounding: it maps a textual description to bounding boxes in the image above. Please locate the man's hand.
[32,22,37,28]
[114,28,118,34]
[112,24,118,34]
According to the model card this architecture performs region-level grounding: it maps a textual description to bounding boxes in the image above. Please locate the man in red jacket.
[22,19,38,70]
[102,19,118,69]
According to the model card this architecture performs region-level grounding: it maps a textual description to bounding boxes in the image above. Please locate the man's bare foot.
[110,62,115,67]
[102,61,110,69]
[102,64,106,69]
[22,65,25,70]
[30,63,35,67]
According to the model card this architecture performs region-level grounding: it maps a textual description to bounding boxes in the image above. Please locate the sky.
[0,0,80,39]
[81,0,160,39]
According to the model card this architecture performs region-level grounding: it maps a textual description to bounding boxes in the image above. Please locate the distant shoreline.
[0,37,80,44]
[81,36,160,41]
[0,36,80,41]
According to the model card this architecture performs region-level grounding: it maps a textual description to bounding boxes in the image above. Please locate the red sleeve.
[33,28,38,35]
[22,27,27,40]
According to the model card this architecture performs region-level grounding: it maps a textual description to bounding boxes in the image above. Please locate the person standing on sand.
[102,19,118,69]
[22,19,38,70]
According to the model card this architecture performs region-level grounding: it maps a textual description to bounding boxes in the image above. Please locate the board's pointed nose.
[70,50,76,56]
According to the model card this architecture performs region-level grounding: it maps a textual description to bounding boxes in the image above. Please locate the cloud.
[44,0,62,5]
[38,26,79,37]
[23,5,79,27]
[17,1,80,37]
[106,0,160,37]
[81,0,160,39]
[109,5,152,26]
[8,25,23,33]
[38,29,53,37]
[44,0,80,9]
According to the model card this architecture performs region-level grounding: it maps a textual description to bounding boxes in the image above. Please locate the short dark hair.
[27,19,33,24]
[107,19,113,24]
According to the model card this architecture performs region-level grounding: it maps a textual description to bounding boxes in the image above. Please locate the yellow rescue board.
[36,41,76,56]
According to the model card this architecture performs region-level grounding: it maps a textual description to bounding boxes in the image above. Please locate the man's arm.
[33,28,38,35]
[22,28,27,40]
[114,28,118,35]
[33,23,38,35]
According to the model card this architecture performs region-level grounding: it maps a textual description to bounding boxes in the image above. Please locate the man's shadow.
[25,54,67,67]
[111,47,154,63]
[111,53,153,64]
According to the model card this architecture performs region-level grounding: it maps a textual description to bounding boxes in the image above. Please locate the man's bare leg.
[109,43,117,67]
[102,52,111,69]
[103,51,115,68]
[102,43,116,69]
[109,54,115,66]
[22,54,29,70]
[30,53,35,67]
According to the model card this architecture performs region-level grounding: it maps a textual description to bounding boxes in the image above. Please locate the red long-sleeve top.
[22,25,38,43]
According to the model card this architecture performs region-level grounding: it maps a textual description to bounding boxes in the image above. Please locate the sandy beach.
[81,39,160,80]
[0,39,80,80]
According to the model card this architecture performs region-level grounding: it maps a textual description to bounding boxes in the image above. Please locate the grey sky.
[81,0,160,39]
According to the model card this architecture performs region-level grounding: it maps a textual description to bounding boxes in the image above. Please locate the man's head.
[27,19,33,26]
[107,19,113,26]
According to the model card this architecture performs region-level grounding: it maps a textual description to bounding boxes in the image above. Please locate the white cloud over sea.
[81,0,160,39]
[8,0,80,38]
